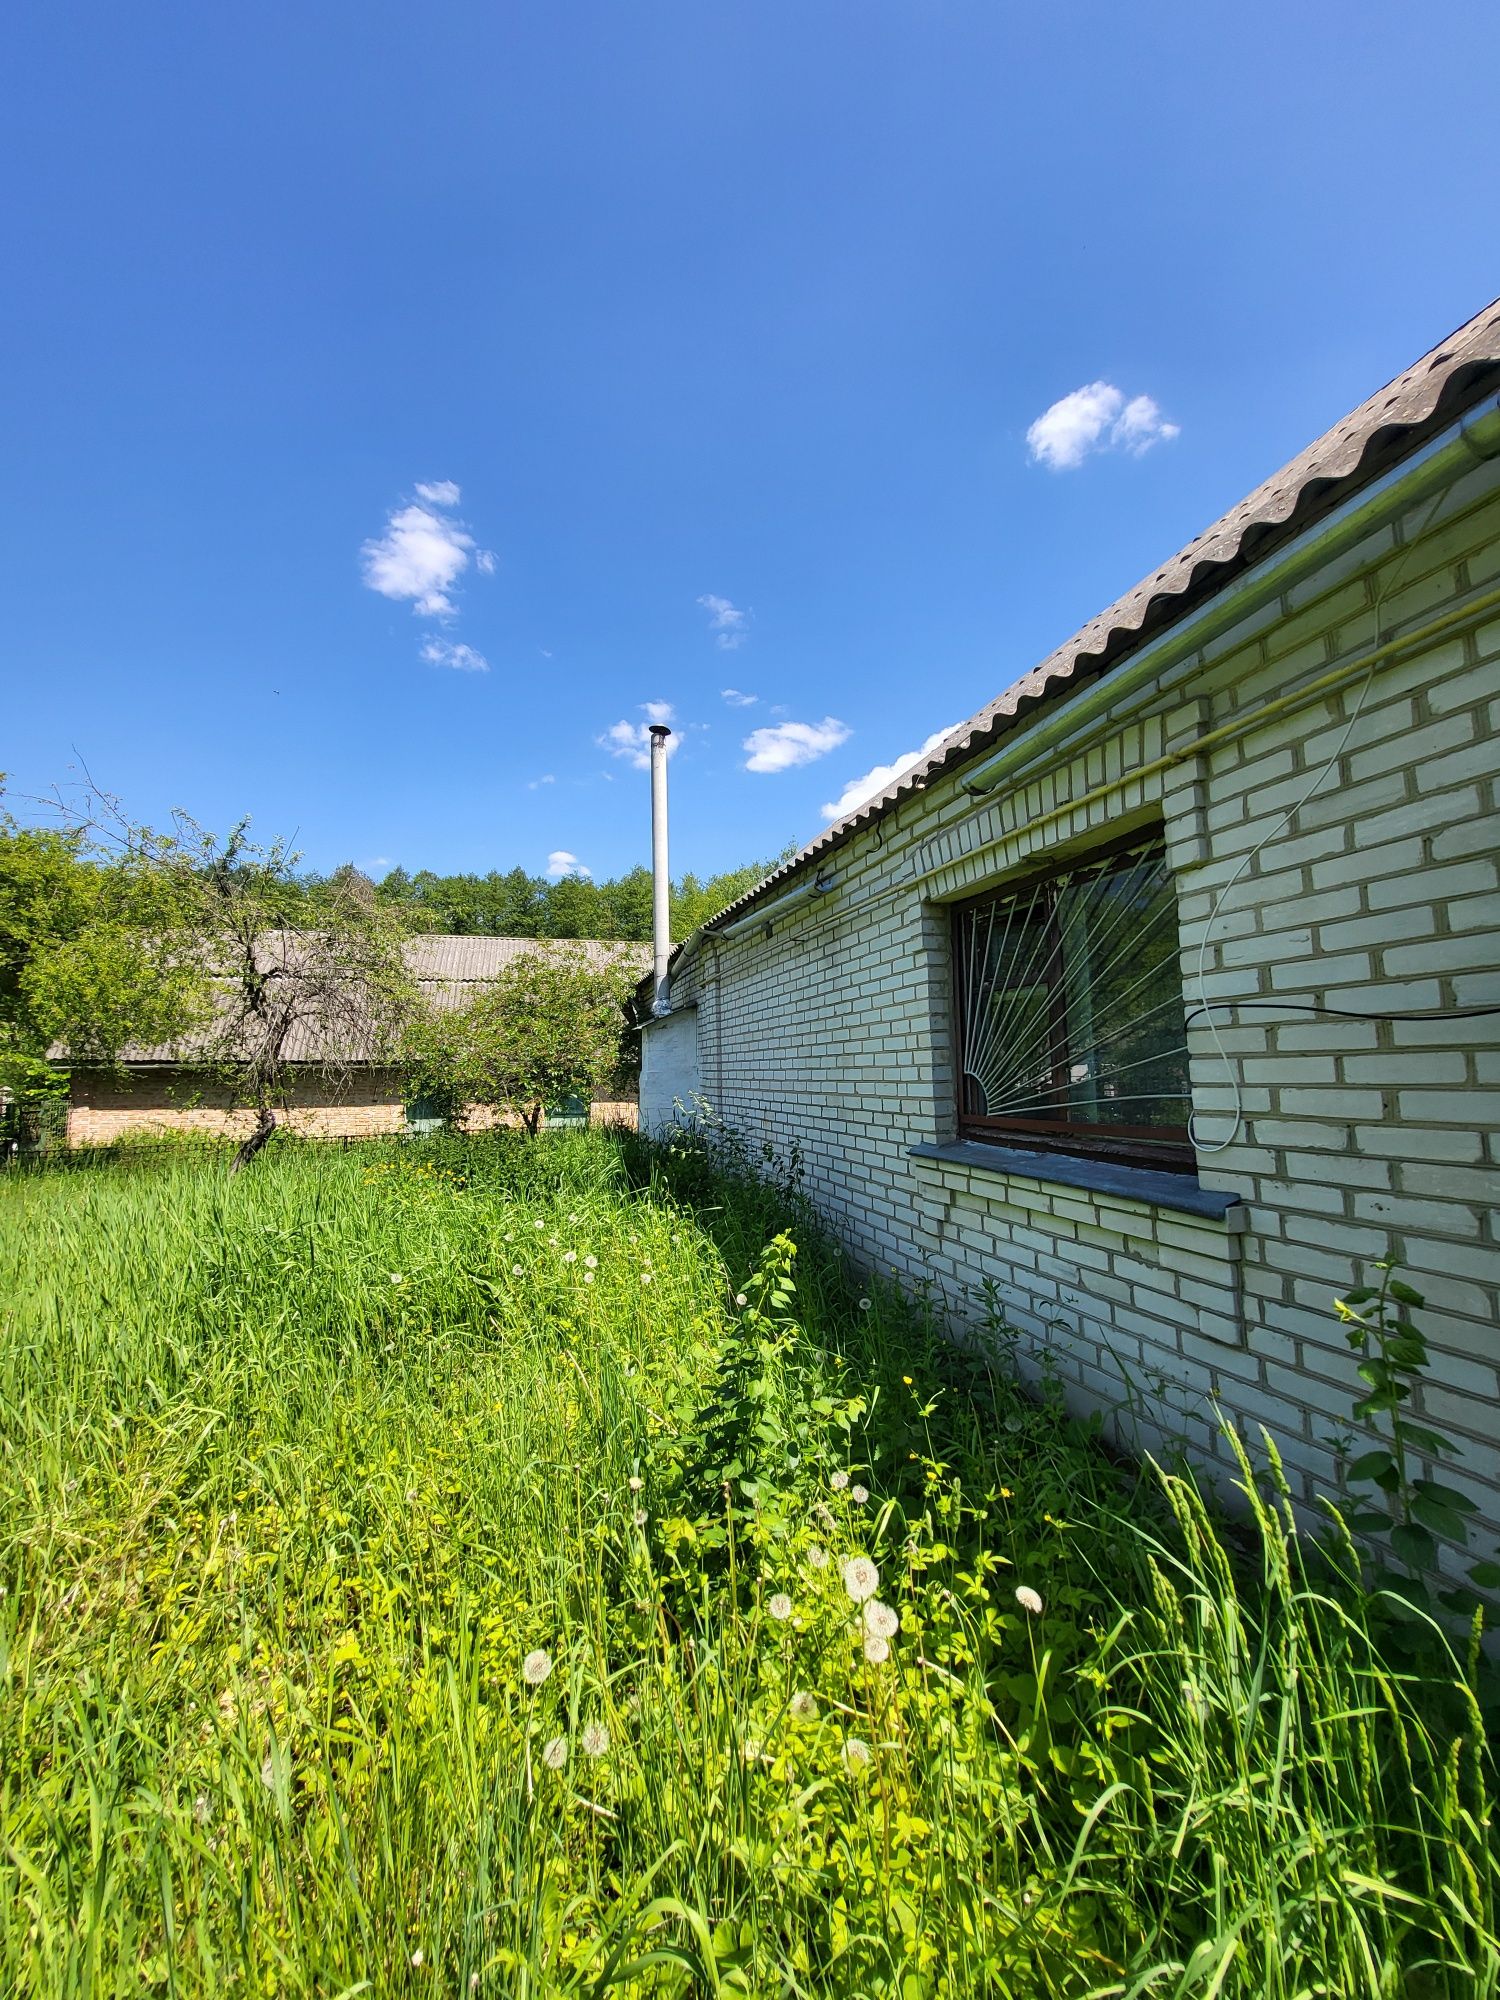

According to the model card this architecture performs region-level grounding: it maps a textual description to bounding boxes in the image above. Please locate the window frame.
[950,827,1195,1172]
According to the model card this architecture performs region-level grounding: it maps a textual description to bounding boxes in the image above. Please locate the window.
[952,831,1192,1168]
[404,1092,446,1135]
[543,1092,590,1131]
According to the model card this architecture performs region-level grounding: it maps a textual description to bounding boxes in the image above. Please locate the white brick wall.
[648,459,1500,1556]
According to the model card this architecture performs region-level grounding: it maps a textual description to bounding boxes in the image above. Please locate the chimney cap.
[648,723,672,739]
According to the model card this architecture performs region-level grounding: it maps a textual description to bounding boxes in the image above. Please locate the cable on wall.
[1186,998,1500,1026]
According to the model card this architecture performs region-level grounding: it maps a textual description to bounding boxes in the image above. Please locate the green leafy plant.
[1336,1257,1497,1600]
[402,946,638,1135]
[2,1134,1495,1997]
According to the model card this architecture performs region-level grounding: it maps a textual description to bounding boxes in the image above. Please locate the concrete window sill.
[907,1140,1241,1223]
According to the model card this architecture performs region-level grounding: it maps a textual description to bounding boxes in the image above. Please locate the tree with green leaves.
[0,795,205,1139]
[403,948,637,1136]
[369,851,793,942]
[4,785,415,1170]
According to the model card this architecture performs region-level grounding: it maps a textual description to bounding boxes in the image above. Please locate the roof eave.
[663,302,1500,956]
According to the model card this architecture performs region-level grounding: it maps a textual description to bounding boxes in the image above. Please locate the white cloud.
[419,637,489,672]
[600,720,682,770]
[1112,393,1180,456]
[599,702,681,769]
[721,687,758,707]
[546,850,591,879]
[414,479,461,507]
[820,724,958,822]
[742,716,851,775]
[698,593,748,650]
[475,549,498,575]
[1026,381,1180,471]
[527,774,556,789]
[362,501,476,617]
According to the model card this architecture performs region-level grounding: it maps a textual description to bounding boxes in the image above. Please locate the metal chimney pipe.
[648,723,672,1016]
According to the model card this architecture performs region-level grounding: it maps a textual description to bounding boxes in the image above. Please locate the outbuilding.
[66,935,648,1145]
[638,297,1500,1543]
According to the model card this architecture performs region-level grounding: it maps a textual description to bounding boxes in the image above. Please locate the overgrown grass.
[0,1129,1495,1997]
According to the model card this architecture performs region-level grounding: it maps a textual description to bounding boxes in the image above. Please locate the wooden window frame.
[951,828,1195,1172]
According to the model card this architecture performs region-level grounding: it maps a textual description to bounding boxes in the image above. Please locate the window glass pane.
[956,835,1189,1154]
[961,887,1060,1118]
[1053,846,1188,1132]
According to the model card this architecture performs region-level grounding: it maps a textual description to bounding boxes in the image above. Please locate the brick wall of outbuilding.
[67,1069,638,1143]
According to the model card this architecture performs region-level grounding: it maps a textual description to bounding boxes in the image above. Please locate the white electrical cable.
[1188,492,1448,1152]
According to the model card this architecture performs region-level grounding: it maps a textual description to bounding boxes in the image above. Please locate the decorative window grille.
[953,831,1192,1167]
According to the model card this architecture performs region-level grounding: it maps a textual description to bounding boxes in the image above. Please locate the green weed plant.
[0,1130,1494,1997]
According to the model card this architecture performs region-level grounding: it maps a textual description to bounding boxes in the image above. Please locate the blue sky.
[4,3,1498,886]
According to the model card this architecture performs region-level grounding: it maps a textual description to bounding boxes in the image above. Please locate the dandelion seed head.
[583,1270,595,1284]
[511,1264,523,1277]
[789,1690,818,1722]
[863,1634,890,1664]
[628,1475,643,1492]
[842,1556,880,1603]
[640,1272,653,1286]
[563,1249,577,1263]
[1015,1585,1044,1616]
[863,1600,899,1639]
[584,1254,598,1269]
[858,1298,871,1311]
[522,1649,553,1687]
[735,1293,748,1308]
[830,1471,850,1492]
[842,1736,872,1771]
[807,1544,829,1569]
[768,1592,793,1621]
[542,1734,569,1770]
[633,1507,648,1527]
[850,1484,869,1506]
[581,1720,609,1758]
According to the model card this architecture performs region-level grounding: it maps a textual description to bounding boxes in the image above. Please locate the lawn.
[0,1130,1495,1997]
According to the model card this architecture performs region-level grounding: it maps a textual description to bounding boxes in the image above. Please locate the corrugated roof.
[70,935,652,1067]
[692,294,1500,942]
[407,933,650,1000]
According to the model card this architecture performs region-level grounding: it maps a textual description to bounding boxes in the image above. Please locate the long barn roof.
[68,935,651,1068]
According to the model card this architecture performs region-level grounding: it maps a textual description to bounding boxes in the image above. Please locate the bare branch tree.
[28,783,415,1172]
[174,820,415,1171]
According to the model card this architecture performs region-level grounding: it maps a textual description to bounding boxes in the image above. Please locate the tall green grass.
[0,1130,1494,1996]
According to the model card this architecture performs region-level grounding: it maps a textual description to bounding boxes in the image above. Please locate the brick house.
[637,297,1500,1543]
[67,935,648,1145]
